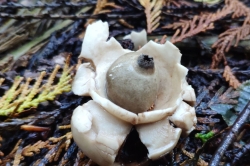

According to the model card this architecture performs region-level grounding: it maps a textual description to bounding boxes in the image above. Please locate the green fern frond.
[0,55,74,116]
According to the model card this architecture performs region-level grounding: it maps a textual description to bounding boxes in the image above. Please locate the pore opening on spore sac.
[137,54,154,69]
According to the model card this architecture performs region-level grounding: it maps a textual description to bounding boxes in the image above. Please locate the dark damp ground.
[0,0,250,165]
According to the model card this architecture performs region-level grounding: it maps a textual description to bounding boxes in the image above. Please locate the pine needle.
[139,0,163,33]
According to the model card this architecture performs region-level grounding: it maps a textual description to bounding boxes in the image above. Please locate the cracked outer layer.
[106,52,159,114]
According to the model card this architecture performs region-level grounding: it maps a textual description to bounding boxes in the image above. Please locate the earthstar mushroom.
[71,20,196,166]
[106,53,159,114]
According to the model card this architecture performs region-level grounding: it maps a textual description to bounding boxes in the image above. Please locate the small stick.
[0,13,95,19]
[209,100,250,166]
[20,125,50,132]
[0,2,96,8]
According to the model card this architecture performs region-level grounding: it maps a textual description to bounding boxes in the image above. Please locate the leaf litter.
[0,0,250,165]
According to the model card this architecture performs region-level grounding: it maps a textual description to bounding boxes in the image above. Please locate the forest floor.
[0,0,250,166]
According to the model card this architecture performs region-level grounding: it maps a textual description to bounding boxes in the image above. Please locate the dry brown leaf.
[139,0,163,33]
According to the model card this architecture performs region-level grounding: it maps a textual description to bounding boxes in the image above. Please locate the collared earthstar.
[71,20,197,166]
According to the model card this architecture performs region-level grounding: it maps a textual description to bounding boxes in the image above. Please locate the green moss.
[195,131,215,143]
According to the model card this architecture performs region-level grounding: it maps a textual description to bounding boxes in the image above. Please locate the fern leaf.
[139,0,163,33]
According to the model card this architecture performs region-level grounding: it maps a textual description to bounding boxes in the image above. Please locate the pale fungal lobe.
[71,20,197,166]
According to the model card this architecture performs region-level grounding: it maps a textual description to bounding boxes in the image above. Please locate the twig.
[232,142,250,165]
[209,100,250,166]
[20,125,50,132]
[0,13,94,19]
[0,2,96,8]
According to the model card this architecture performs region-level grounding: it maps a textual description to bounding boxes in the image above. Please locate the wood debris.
[0,0,250,165]
[20,124,50,131]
